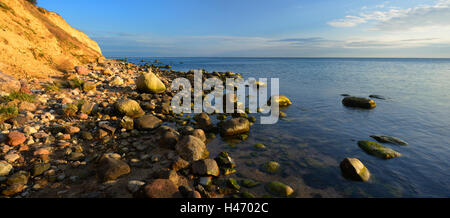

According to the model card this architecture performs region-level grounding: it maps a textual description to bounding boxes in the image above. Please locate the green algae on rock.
[262,161,281,174]
[358,141,402,159]
[265,181,294,197]
[370,135,408,146]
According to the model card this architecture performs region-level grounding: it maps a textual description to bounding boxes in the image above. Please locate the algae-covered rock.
[370,135,408,146]
[136,72,166,94]
[115,99,145,118]
[265,181,294,197]
[358,141,402,159]
[241,179,261,188]
[268,95,292,107]
[340,158,371,182]
[342,97,376,109]
[262,161,280,174]
[228,178,241,190]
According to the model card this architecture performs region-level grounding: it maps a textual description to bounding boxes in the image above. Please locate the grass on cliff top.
[2,91,35,103]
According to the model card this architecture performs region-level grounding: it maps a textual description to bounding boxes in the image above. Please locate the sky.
[38,0,450,57]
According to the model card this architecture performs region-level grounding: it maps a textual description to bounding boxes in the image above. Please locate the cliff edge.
[0,0,103,80]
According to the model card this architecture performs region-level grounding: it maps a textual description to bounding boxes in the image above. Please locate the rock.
[135,115,162,130]
[194,113,212,130]
[220,118,250,136]
[171,156,190,171]
[81,131,93,140]
[18,102,37,112]
[80,101,97,115]
[83,82,97,92]
[99,123,116,135]
[262,161,280,174]
[370,135,408,146]
[97,154,131,182]
[192,159,220,176]
[6,116,28,128]
[268,95,292,107]
[241,179,261,188]
[23,126,38,135]
[3,171,29,196]
[7,131,26,146]
[69,152,85,161]
[265,182,294,197]
[340,158,371,182]
[128,180,145,193]
[0,72,21,94]
[156,170,180,186]
[75,66,89,75]
[136,72,166,94]
[342,97,376,109]
[159,126,180,149]
[199,177,213,186]
[115,99,145,118]
[103,69,114,76]
[66,126,80,135]
[32,163,51,177]
[228,178,240,190]
[175,135,209,162]
[110,76,124,86]
[254,144,266,150]
[369,95,386,100]
[214,152,236,173]
[358,141,402,159]
[144,179,179,198]
[0,161,13,176]
[120,116,134,130]
[192,129,206,142]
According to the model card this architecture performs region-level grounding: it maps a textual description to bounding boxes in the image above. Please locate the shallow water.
[122,57,450,198]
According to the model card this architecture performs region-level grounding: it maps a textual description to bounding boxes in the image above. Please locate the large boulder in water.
[175,135,209,162]
[0,72,21,94]
[370,135,408,146]
[358,141,402,159]
[220,118,250,136]
[115,99,145,118]
[342,97,376,109]
[136,72,166,94]
[340,158,371,182]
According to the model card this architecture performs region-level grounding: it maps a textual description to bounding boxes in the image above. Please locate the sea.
[118,57,450,198]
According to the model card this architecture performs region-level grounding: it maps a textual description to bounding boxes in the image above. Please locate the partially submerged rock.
[136,72,166,94]
[340,158,371,182]
[370,135,408,146]
[220,118,250,136]
[135,115,162,130]
[97,154,131,181]
[358,141,402,159]
[191,159,220,177]
[265,181,294,197]
[342,97,377,109]
[268,95,292,107]
[262,161,281,174]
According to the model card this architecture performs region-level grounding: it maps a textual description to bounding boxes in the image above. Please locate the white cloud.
[328,0,450,30]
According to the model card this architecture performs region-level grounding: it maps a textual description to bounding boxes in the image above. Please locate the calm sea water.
[121,57,450,198]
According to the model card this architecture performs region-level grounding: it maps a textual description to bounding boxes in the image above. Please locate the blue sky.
[38,0,450,57]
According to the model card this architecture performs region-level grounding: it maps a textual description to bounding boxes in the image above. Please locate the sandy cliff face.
[0,0,103,80]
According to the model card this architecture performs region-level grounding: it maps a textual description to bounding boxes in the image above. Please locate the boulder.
[265,181,294,197]
[80,101,98,115]
[191,159,220,177]
[110,76,124,86]
[135,115,162,130]
[268,95,292,107]
[97,154,131,181]
[342,97,376,109]
[3,171,29,196]
[175,135,209,162]
[192,129,206,142]
[370,135,408,146]
[144,179,179,198]
[120,116,134,130]
[136,72,166,94]
[340,158,371,182]
[158,126,180,149]
[32,163,51,177]
[194,113,212,130]
[262,161,280,174]
[220,118,250,136]
[358,141,402,159]
[115,99,145,118]
[0,72,21,94]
